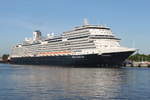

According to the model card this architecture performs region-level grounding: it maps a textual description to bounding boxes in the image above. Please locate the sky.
[0,0,150,56]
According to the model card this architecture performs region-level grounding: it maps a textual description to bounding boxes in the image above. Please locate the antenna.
[83,18,89,25]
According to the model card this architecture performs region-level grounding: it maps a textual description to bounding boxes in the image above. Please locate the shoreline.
[0,60,9,64]
[0,61,150,68]
[125,61,150,68]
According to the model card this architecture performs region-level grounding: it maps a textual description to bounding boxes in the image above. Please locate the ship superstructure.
[10,20,135,66]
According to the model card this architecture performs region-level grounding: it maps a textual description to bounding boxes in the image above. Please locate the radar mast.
[83,18,89,26]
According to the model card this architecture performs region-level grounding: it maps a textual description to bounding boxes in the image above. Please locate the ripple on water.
[0,64,150,100]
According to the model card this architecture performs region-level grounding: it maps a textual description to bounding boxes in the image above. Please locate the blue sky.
[0,0,150,56]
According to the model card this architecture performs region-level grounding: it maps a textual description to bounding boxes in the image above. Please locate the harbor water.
[0,64,150,100]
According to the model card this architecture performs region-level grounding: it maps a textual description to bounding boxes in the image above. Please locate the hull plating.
[10,51,134,67]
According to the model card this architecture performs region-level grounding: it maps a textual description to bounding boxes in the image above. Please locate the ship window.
[68,36,88,40]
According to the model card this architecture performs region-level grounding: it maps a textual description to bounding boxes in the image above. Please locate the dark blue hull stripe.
[10,51,134,67]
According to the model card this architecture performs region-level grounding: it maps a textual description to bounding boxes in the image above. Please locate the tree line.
[128,54,150,62]
[1,54,9,61]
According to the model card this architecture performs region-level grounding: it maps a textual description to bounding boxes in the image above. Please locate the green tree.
[2,54,9,61]
[128,54,150,62]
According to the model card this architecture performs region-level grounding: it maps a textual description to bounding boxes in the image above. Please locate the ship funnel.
[33,30,42,41]
[83,18,89,25]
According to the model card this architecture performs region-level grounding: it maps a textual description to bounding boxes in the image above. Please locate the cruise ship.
[10,20,135,67]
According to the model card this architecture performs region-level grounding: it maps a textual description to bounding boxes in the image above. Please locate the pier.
[125,61,150,67]
[0,58,9,63]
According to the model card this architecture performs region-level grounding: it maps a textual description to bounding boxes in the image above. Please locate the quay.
[125,61,150,67]
[0,58,9,63]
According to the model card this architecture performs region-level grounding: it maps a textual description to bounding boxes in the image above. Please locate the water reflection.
[0,64,150,100]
